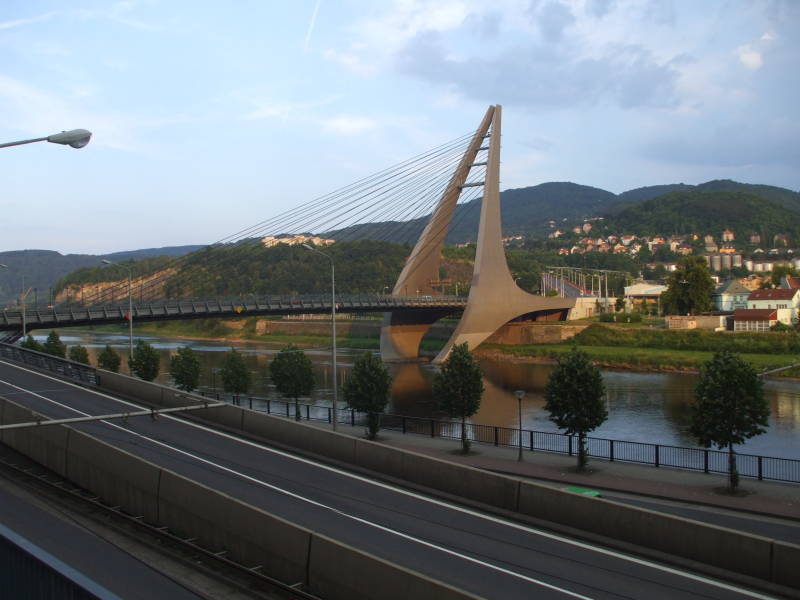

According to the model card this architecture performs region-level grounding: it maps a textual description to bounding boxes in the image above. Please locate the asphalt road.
[0,359,782,600]
[0,483,208,600]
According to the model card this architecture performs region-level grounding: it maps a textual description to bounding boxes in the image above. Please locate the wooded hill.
[328,179,800,244]
[0,245,202,306]
[599,189,800,241]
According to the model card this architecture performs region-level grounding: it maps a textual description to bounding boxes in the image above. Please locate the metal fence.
[199,390,800,484]
[0,343,98,386]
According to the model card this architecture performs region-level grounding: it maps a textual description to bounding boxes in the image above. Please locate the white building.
[746,288,800,324]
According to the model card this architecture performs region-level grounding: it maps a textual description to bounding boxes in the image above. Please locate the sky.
[1,0,798,255]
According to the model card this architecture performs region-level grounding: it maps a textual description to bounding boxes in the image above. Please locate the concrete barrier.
[0,398,71,477]
[241,409,357,464]
[90,373,797,591]
[307,534,481,600]
[517,481,773,581]
[66,429,162,524]
[157,469,311,584]
[773,540,800,589]
[98,371,195,409]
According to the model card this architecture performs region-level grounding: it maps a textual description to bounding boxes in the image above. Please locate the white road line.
[0,361,780,599]
[0,372,592,600]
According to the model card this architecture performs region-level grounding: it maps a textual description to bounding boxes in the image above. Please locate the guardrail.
[0,343,98,386]
[198,390,800,484]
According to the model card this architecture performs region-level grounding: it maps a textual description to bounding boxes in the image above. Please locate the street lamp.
[101,260,134,371]
[0,129,92,150]
[515,390,525,462]
[302,244,338,431]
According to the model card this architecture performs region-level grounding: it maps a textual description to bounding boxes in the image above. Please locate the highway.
[0,359,780,600]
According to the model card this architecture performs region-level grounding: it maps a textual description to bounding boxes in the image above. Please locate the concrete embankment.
[92,371,800,594]
[0,394,480,600]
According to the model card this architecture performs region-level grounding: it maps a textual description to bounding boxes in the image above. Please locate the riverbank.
[76,318,800,377]
[477,344,800,377]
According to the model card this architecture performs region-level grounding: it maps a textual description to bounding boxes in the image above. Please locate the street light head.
[101,259,112,265]
[301,243,313,250]
[47,129,92,149]
[515,389,526,400]
[0,264,7,269]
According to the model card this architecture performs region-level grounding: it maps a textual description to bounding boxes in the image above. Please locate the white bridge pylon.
[380,105,576,363]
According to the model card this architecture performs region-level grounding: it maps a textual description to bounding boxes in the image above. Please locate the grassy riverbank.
[483,323,800,376]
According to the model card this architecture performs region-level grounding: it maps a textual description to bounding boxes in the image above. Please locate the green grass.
[489,343,800,374]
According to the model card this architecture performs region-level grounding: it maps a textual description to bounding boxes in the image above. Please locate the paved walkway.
[319,421,800,522]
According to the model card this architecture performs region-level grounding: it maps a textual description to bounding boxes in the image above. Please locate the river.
[41,330,800,460]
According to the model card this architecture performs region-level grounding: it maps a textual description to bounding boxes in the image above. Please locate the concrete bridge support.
[381,105,575,362]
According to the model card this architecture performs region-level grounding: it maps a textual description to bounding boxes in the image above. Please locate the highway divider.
[0,394,481,600]
[91,369,800,593]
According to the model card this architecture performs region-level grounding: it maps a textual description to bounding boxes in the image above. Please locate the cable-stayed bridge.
[1,106,575,360]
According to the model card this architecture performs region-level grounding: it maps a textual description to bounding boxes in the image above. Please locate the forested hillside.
[0,245,202,306]
[600,190,800,239]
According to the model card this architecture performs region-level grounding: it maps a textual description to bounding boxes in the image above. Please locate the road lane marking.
[0,361,780,599]
[0,372,593,599]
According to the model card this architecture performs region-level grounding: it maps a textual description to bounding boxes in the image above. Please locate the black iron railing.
[0,343,98,386]
[198,390,800,484]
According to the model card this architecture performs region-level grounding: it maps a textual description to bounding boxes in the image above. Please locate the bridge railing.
[0,343,98,386]
[197,390,800,484]
[0,294,467,329]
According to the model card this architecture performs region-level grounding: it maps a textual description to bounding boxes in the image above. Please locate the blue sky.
[1,0,798,254]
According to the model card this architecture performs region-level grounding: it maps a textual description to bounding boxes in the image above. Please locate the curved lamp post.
[0,129,92,149]
[301,243,338,431]
[101,260,134,371]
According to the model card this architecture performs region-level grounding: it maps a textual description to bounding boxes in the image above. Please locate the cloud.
[322,47,376,75]
[0,11,58,30]
[304,0,322,53]
[322,115,376,134]
[528,1,575,43]
[396,31,679,109]
[736,45,763,70]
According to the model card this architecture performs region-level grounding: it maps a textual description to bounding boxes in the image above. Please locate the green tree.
[342,352,392,440]
[544,346,607,471]
[97,345,121,372]
[614,296,625,312]
[170,346,201,392]
[20,334,44,352]
[68,345,90,365]
[221,348,251,402]
[432,343,484,454]
[660,256,714,315]
[269,345,314,420]
[129,340,160,381]
[42,331,66,358]
[690,351,769,493]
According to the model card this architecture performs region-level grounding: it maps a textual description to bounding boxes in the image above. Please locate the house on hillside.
[746,288,800,323]
[782,276,800,290]
[722,229,735,242]
[749,232,761,244]
[733,309,779,332]
[774,234,790,247]
[712,280,751,311]
[624,282,667,312]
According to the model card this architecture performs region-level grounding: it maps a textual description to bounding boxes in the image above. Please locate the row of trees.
[23,332,767,492]
[433,342,768,493]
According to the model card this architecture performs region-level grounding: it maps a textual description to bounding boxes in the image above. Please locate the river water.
[43,330,800,460]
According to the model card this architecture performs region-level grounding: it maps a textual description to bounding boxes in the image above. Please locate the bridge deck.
[0,294,466,332]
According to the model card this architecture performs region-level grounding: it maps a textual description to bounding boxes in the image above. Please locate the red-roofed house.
[781,276,800,290]
[746,288,800,325]
[733,309,778,331]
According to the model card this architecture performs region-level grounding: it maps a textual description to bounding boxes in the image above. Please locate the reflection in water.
[42,331,800,459]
